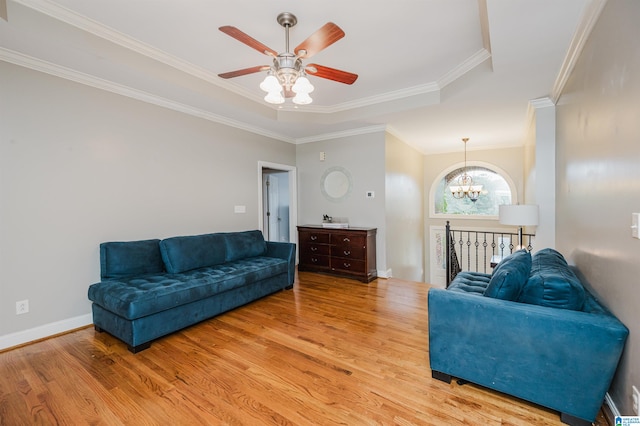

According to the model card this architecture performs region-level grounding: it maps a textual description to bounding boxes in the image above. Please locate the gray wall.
[0,62,295,342]
[385,133,424,281]
[296,132,387,274]
[555,0,640,415]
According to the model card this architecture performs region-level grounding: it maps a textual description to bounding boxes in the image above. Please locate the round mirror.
[321,166,353,202]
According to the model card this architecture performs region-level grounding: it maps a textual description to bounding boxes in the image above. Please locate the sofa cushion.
[100,239,164,279]
[517,248,586,311]
[160,233,226,274]
[448,271,491,295]
[224,230,267,262]
[483,249,531,301]
[88,256,288,320]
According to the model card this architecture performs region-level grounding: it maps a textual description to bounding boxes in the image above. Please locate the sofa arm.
[428,288,628,422]
[266,241,296,287]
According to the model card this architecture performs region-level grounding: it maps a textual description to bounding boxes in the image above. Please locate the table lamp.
[498,204,539,249]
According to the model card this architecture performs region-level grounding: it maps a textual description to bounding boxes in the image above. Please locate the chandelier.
[449,138,483,202]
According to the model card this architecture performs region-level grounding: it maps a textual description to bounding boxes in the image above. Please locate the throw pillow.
[100,239,164,279]
[483,249,532,301]
[517,248,586,311]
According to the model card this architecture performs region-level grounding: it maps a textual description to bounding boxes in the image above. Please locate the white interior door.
[263,174,280,242]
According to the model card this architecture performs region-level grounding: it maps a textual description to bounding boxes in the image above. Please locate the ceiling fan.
[218,12,358,105]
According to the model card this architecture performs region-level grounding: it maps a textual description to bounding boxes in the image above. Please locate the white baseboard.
[377,268,392,279]
[0,313,93,351]
[605,391,621,420]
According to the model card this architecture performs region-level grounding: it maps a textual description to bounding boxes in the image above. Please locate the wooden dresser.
[297,225,377,283]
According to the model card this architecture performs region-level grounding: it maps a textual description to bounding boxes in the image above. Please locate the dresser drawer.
[299,231,330,244]
[331,233,366,247]
[300,253,330,268]
[301,243,331,256]
[331,259,366,274]
[331,245,366,259]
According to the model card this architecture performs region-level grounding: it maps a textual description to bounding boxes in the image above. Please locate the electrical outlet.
[16,299,29,315]
[633,385,639,416]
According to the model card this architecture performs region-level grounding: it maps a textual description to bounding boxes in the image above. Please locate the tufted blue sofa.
[428,248,628,426]
[88,230,295,353]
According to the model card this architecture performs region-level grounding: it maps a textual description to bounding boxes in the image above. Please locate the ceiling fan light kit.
[219,12,358,106]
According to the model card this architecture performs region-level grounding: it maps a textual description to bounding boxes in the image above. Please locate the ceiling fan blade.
[294,23,345,59]
[219,26,278,56]
[218,65,269,79]
[306,64,358,85]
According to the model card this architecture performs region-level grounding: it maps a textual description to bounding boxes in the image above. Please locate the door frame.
[257,161,297,244]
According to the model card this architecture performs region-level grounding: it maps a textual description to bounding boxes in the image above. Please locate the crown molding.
[14,0,265,102]
[14,0,489,117]
[437,48,492,89]
[1,47,404,146]
[550,0,608,103]
[0,48,295,143]
[294,124,387,144]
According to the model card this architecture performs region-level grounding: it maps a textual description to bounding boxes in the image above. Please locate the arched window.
[431,163,515,218]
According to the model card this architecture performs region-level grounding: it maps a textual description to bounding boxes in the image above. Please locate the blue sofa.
[428,248,628,426]
[88,230,295,353]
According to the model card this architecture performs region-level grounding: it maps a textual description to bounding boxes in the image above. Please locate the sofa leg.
[431,370,452,384]
[127,342,151,353]
[560,412,591,426]
[94,325,104,333]
[285,284,294,290]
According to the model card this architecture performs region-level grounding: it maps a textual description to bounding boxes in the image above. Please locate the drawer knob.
[311,247,318,251]
[343,237,350,242]
[312,257,318,263]
[311,235,317,241]
[343,250,351,256]
[343,262,351,268]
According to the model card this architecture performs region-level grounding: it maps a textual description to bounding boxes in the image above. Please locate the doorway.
[258,161,297,243]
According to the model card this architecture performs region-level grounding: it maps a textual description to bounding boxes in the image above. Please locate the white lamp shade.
[292,92,312,105]
[260,75,281,93]
[264,90,285,104]
[292,76,314,94]
[499,204,539,226]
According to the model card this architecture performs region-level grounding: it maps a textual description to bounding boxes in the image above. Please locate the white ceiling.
[0,0,599,153]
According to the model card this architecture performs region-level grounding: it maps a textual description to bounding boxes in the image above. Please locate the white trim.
[428,161,518,219]
[295,125,387,144]
[437,48,492,89]
[550,0,608,103]
[0,313,93,351]
[0,48,296,143]
[257,162,298,247]
[377,269,392,279]
[605,392,621,419]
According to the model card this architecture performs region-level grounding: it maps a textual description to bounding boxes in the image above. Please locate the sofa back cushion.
[483,249,531,301]
[224,230,267,262]
[100,239,164,279]
[517,248,586,311]
[160,233,227,273]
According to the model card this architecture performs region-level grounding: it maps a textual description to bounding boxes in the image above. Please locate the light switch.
[633,213,640,239]
[366,191,375,198]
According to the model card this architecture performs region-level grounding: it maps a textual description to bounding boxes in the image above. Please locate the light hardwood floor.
[0,272,607,425]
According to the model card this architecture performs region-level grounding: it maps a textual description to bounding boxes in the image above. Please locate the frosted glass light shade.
[292,76,314,94]
[292,92,312,105]
[264,90,285,104]
[260,75,281,93]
